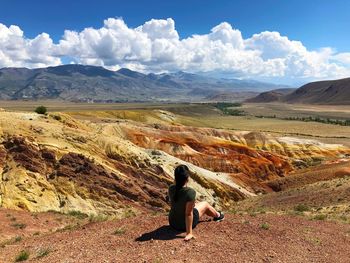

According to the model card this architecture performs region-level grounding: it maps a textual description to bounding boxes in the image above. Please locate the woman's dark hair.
[174,165,190,202]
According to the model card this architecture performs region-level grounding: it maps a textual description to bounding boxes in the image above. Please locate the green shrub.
[225,109,245,116]
[212,102,245,116]
[15,250,29,262]
[34,106,47,115]
[213,102,242,110]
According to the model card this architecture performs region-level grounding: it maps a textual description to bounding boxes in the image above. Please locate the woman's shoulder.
[184,186,196,195]
[184,186,195,191]
[184,186,196,200]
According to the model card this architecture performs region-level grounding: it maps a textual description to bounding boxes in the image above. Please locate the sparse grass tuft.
[123,209,136,219]
[67,210,88,219]
[151,210,164,217]
[36,248,51,259]
[113,227,126,235]
[340,215,348,222]
[249,212,257,217]
[11,223,26,229]
[14,236,22,242]
[15,250,29,262]
[89,214,109,223]
[294,204,310,212]
[313,214,327,221]
[227,208,238,214]
[260,223,270,230]
[0,236,22,248]
[56,224,80,232]
[306,237,322,245]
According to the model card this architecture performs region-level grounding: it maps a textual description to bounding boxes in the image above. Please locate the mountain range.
[0,64,289,102]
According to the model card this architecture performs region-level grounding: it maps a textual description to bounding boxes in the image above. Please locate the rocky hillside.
[247,77,350,105]
[0,65,288,102]
[246,88,295,103]
[284,77,350,104]
[0,109,348,215]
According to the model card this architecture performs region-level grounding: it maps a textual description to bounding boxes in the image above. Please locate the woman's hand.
[184,233,195,241]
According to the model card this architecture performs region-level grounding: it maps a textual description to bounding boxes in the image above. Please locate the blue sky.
[0,0,350,84]
[2,0,349,50]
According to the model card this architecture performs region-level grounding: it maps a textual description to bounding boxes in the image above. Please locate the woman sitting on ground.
[168,165,224,241]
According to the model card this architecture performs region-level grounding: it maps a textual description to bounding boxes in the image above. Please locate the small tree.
[35,105,47,115]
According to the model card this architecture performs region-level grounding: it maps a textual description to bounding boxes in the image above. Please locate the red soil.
[1,209,349,263]
[121,124,293,193]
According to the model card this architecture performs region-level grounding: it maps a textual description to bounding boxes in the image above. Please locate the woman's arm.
[184,200,195,241]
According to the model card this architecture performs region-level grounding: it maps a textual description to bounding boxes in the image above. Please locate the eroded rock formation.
[0,110,348,215]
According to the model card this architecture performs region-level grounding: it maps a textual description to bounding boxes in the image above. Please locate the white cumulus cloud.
[332,52,350,65]
[0,18,349,83]
[0,23,60,68]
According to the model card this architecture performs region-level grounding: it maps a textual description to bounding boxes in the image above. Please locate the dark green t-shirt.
[168,184,196,230]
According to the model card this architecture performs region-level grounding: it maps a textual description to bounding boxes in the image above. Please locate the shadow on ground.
[135,220,211,242]
[135,225,183,241]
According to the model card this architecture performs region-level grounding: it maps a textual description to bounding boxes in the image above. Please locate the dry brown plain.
[2,99,349,146]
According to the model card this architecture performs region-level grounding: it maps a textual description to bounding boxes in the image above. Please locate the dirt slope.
[1,209,350,263]
[233,161,350,220]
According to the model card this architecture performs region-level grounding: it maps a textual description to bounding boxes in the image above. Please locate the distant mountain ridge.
[246,88,296,103]
[246,77,350,105]
[0,64,289,102]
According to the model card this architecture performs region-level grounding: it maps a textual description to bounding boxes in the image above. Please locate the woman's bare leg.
[195,201,220,218]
